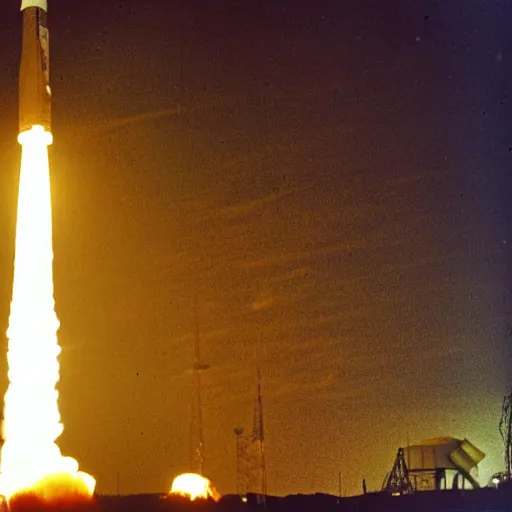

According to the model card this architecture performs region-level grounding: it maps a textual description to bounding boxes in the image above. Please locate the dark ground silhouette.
[8,486,511,512]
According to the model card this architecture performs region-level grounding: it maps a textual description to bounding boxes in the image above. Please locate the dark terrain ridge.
[6,485,512,512]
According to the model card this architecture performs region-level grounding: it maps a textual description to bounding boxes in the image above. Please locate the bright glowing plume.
[0,125,95,500]
[170,473,220,501]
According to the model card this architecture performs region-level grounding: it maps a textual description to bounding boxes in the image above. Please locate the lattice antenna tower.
[189,297,210,474]
[234,426,251,496]
[252,368,267,497]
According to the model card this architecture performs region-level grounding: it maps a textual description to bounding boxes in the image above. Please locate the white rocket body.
[19,0,51,134]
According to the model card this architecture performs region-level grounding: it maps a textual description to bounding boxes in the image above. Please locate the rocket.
[19,0,51,135]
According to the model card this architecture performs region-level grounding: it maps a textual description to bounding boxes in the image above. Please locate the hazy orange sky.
[0,0,510,497]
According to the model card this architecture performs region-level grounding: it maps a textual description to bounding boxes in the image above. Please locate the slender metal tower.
[498,322,512,481]
[189,297,209,474]
[234,427,246,495]
[499,388,512,480]
[252,368,267,497]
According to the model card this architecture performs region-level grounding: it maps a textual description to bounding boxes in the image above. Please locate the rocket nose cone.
[21,0,47,11]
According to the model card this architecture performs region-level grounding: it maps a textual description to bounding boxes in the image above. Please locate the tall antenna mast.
[252,368,267,497]
[190,296,209,474]
[499,322,512,481]
[499,388,512,480]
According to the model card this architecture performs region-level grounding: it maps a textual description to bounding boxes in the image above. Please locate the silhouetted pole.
[253,368,267,498]
[500,388,512,479]
[190,296,210,474]
[234,426,245,495]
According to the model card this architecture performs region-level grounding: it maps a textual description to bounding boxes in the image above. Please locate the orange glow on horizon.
[170,473,220,501]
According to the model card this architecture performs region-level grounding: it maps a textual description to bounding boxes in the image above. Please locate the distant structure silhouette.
[252,368,267,499]
[234,369,267,500]
[234,426,251,496]
[499,388,512,480]
[384,438,485,492]
[383,448,413,495]
[189,297,210,474]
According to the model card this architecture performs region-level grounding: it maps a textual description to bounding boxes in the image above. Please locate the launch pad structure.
[383,437,486,494]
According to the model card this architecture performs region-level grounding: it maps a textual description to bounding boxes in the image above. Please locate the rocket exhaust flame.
[0,126,95,501]
[0,0,95,502]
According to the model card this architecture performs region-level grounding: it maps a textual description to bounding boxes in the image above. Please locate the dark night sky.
[0,0,510,498]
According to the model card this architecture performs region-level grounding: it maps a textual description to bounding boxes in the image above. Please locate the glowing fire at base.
[170,473,220,502]
[0,126,95,501]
